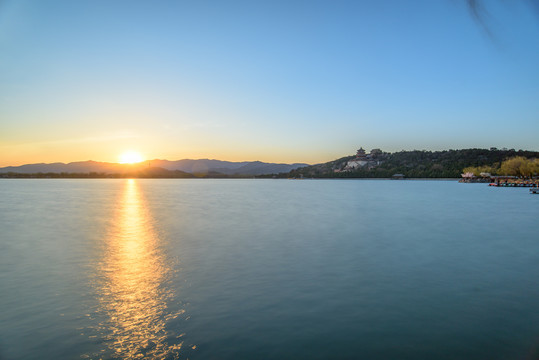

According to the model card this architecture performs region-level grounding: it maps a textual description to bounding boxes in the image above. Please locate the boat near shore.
[486,176,539,188]
[489,182,538,188]
[462,174,539,190]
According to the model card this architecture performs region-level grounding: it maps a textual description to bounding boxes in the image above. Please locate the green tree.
[499,156,532,177]
[531,159,539,176]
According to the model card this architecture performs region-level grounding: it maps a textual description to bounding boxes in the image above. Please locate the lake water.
[0,179,538,360]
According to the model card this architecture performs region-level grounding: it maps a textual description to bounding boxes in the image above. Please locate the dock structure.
[461,174,539,192]
[488,176,538,188]
[489,182,538,188]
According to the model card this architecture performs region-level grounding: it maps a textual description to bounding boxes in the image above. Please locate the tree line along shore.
[275,148,539,179]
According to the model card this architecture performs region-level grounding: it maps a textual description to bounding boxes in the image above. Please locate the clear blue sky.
[1,0,538,165]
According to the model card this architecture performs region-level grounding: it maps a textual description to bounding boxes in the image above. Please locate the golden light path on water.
[96,179,184,359]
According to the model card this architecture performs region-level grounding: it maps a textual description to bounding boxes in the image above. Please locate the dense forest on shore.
[276,148,539,179]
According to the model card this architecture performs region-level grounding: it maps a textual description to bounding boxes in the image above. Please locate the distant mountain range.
[0,159,308,176]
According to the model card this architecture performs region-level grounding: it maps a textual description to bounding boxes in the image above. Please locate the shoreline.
[0,175,461,181]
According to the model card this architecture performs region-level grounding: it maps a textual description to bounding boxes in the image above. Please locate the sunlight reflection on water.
[92,179,184,359]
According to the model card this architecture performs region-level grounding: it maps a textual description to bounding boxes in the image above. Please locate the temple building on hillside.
[343,147,383,171]
[344,148,369,169]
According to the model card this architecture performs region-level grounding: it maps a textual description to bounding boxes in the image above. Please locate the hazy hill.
[0,159,308,176]
[214,161,309,176]
[146,159,307,175]
[148,159,251,173]
[0,161,132,174]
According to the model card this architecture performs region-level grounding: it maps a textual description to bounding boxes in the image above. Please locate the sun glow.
[119,151,144,164]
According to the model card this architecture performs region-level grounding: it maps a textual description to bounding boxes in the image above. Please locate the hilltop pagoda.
[355,147,367,160]
[344,147,370,170]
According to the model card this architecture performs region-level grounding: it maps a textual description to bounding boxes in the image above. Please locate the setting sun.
[119,151,144,164]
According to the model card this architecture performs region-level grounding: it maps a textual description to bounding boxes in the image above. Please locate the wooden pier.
[487,176,538,188]
[489,182,538,188]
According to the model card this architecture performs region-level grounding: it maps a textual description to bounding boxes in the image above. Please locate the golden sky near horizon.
[0,132,340,166]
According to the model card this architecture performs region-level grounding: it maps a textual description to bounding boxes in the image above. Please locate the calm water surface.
[0,179,538,359]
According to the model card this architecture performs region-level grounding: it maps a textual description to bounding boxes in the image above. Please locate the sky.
[1,0,538,166]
